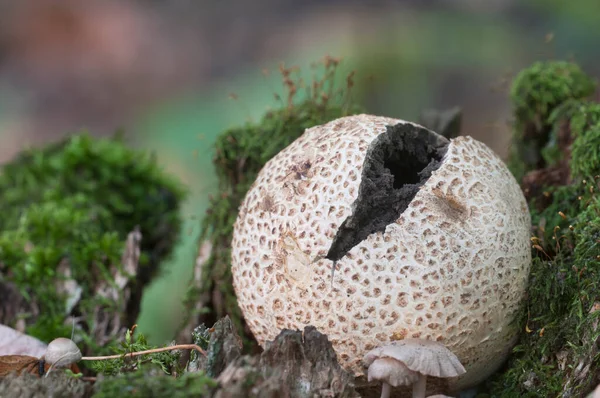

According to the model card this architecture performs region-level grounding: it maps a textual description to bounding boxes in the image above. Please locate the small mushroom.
[367,356,419,398]
[44,337,82,368]
[364,339,466,398]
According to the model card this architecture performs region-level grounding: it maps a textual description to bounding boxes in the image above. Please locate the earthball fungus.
[231,114,531,391]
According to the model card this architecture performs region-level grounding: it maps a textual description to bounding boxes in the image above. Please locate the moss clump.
[93,369,217,398]
[0,134,186,278]
[0,133,186,344]
[89,327,184,377]
[508,61,596,180]
[184,57,363,350]
[0,195,123,341]
[485,62,600,397]
[570,104,600,180]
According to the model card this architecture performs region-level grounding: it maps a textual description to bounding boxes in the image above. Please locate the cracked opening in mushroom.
[325,122,450,263]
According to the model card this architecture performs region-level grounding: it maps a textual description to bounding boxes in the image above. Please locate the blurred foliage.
[0,134,187,280]
[570,103,600,180]
[0,195,122,341]
[508,61,596,181]
[0,133,186,344]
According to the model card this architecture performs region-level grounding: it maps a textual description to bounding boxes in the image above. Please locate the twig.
[80,344,206,361]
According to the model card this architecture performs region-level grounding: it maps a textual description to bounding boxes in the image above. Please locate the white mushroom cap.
[231,114,531,390]
[364,339,465,378]
[368,357,419,386]
[44,337,82,367]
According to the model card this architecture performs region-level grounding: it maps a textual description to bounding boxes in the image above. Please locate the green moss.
[186,59,363,350]
[508,61,596,180]
[90,327,216,397]
[511,61,596,131]
[487,60,600,397]
[89,328,184,376]
[0,134,187,277]
[93,369,217,398]
[0,133,186,343]
[570,104,600,180]
[0,195,123,340]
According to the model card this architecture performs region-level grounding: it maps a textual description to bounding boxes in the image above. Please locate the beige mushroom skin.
[231,114,531,391]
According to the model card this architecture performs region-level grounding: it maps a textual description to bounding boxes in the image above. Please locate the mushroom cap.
[368,357,419,387]
[45,337,82,367]
[364,339,466,378]
[231,114,531,390]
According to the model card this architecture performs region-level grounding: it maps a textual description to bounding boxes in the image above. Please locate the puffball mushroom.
[364,339,466,398]
[231,114,531,391]
[44,337,82,368]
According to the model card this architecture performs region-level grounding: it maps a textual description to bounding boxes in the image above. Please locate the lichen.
[483,61,600,397]
[0,133,186,349]
[183,57,363,351]
[508,61,596,181]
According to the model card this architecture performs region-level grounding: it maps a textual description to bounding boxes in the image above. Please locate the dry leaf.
[0,355,80,377]
[0,355,48,377]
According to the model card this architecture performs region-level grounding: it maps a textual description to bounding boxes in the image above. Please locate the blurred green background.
[0,0,598,343]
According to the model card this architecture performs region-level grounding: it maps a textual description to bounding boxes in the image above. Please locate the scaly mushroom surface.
[231,114,531,390]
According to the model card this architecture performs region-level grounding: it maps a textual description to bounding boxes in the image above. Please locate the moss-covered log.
[0,133,186,352]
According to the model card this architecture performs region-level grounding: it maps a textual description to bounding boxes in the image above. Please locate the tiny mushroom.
[364,339,466,398]
[367,356,418,398]
[44,337,82,368]
[231,114,532,390]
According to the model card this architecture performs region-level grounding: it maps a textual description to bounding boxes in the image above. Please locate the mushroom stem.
[380,382,392,398]
[412,374,427,398]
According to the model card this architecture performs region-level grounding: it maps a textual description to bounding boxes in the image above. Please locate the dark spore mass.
[325,122,449,262]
